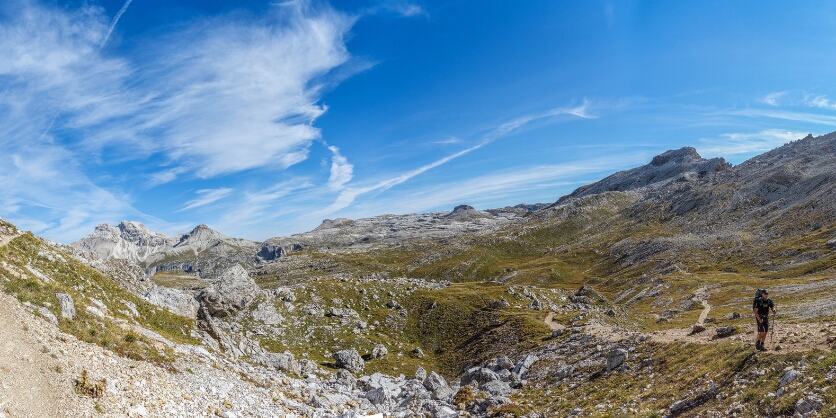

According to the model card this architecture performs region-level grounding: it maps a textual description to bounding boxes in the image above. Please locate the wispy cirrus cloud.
[697,129,811,160]
[0,0,360,242]
[726,108,836,126]
[338,152,651,219]
[312,101,597,217]
[180,188,234,211]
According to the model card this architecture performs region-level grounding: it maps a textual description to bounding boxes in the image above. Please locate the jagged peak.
[649,147,704,167]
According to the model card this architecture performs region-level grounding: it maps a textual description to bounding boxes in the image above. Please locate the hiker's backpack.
[754,289,766,308]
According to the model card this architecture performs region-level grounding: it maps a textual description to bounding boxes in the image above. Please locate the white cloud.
[761,91,786,106]
[697,129,811,159]
[0,0,358,180]
[180,188,234,211]
[327,146,353,190]
[803,95,836,110]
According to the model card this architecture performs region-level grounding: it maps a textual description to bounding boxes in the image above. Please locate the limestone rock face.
[143,285,200,318]
[199,265,259,317]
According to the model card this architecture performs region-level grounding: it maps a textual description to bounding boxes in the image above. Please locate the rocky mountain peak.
[117,221,168,247]
[649,147,703,166]
[559,147,731,203]
[446,204,492,221]
[314,218,352,230]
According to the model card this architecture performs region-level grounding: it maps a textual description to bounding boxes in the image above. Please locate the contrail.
[101,0,134,47]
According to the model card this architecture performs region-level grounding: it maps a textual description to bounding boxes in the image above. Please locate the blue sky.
[2,0,836,243]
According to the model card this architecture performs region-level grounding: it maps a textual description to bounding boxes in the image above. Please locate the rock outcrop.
[199,265,259,317]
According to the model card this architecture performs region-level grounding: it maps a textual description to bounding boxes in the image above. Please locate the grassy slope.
[0,233,197,364]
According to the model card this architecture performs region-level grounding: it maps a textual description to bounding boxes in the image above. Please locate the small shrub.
[74,369,105,398]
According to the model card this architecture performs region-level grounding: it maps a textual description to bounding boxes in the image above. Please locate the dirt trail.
[697,300,711,325]
[585,316,835,353]
[580,285,834,353]
[544,312,565,331]
[0,291,87,417]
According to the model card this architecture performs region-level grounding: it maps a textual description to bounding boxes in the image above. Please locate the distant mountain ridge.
[72,221,260,278]
[72,131,836,281]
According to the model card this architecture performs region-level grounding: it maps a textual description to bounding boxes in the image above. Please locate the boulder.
[199,265,259,317]
[143,285,200,318]
[480,380,513,397]
[423,371,453,400]
[778,369,801,389]
[55,292,76,319]
[512,354,539,378]
[606,348,628,371]
[715,326,735,338]
[495,356,515,371]
[371,344,388,359]
[795,395,823,416]
[412,347,425,359]
[475,368,501,384]
[691,323,706,333]
[329,307,358,318]
[333,349,364,374]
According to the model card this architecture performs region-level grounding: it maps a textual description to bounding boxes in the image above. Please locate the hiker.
[753,289,776,351]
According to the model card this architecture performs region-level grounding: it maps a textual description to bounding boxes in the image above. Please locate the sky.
[3,0,836,243]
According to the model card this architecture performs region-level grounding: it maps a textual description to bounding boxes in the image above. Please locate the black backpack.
[754,289,767,309]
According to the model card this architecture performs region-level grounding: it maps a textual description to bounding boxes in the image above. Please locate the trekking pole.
[770,313,776,345]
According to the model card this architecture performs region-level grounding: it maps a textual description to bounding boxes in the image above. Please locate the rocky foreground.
[0,285,547,418]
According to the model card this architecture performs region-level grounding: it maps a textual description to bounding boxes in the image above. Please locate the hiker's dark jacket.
[753,297,774,317]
